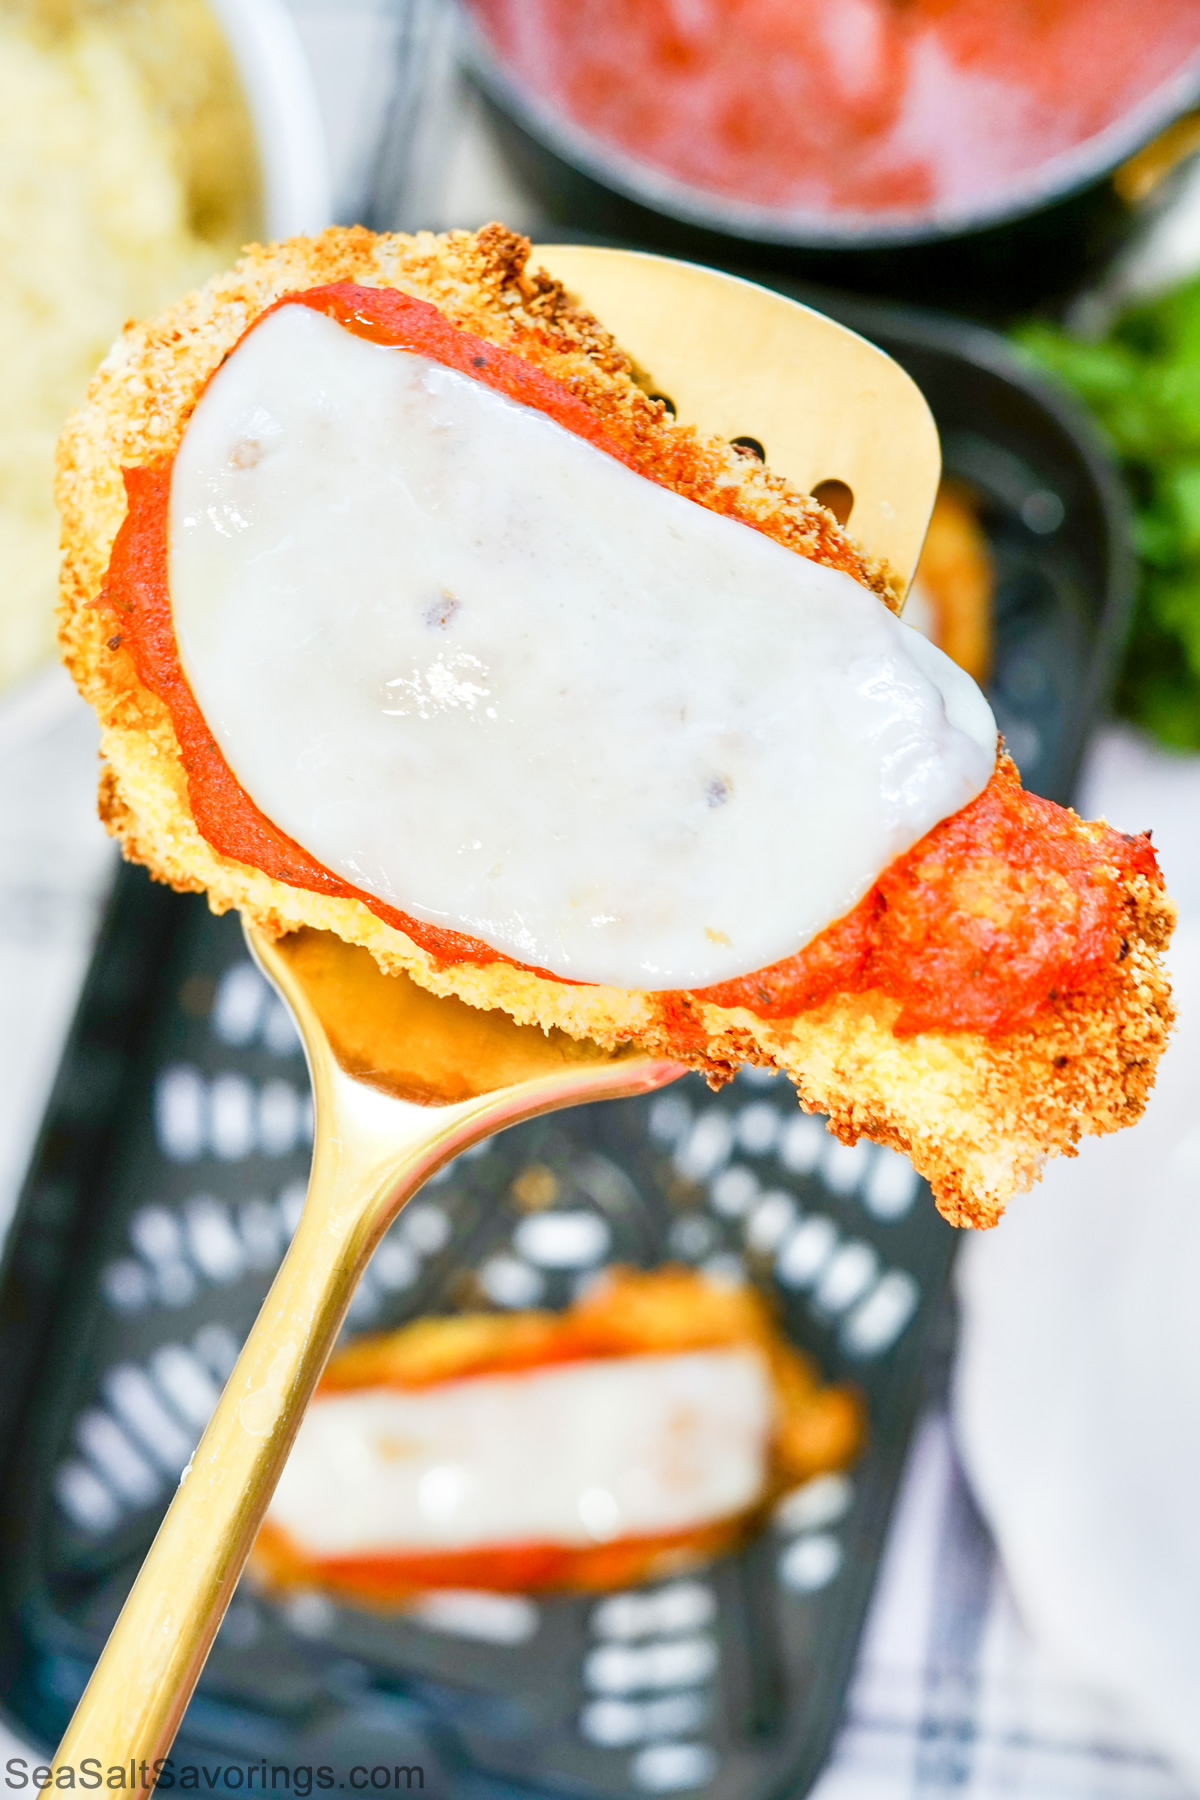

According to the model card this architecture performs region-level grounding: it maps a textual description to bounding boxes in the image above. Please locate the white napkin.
[955,722,1200,1779]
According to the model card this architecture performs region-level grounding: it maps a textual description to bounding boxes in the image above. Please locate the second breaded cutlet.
[250,1266,862,1600]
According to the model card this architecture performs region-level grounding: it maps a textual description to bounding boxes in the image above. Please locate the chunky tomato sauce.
[257,1522,737,1599]
[696,757,1159,1035]
[104,281,1161,1038]
[469,0,1200,219]
[319,1303,751,1395]
[320,1333,661,1396]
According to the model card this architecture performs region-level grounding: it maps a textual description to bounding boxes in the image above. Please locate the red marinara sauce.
[696,756,1159,1036]
[103,281,1161,1039]
[257,1520,738,1599]
[467,0,1200,219]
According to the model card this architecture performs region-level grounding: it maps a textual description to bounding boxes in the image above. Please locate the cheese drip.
[170,303,996,988]
[267,1348,772,1555]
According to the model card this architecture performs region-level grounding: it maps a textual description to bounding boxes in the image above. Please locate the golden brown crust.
[57,225,1175,1230]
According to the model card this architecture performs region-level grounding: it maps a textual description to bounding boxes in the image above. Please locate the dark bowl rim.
[460,10,1200,250]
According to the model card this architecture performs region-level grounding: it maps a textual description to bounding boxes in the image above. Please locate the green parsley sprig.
[1017,281,1200,747]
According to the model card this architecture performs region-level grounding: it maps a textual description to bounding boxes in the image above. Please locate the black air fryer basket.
[0,299,1130,1799]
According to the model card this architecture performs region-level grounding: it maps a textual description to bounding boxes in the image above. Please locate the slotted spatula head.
[534,245,939,594]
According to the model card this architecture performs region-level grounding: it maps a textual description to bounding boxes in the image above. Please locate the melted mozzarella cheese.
[170,303,996,988]
[267,1348,771,1555]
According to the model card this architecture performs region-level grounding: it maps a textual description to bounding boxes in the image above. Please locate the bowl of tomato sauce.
[460,0,1200,308]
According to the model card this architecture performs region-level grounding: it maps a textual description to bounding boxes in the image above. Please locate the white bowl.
[206,0,332,238]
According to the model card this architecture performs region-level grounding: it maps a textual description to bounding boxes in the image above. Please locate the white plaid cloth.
[814,1414,1195,1800]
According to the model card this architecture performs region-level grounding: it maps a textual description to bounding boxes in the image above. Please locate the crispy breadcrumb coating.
[56,224,1175,1229]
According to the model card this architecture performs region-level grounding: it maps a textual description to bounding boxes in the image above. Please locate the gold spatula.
[51,247,939,1783]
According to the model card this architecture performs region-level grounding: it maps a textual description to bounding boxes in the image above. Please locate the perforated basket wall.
[0,872,952,1799]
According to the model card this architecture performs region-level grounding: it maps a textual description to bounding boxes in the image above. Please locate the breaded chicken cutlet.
[250,1266,861,1602]
[56,224,1175,1229]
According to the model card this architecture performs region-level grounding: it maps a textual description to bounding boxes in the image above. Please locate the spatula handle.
[51,1055,677,1783]
[48,1107,426,1784]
